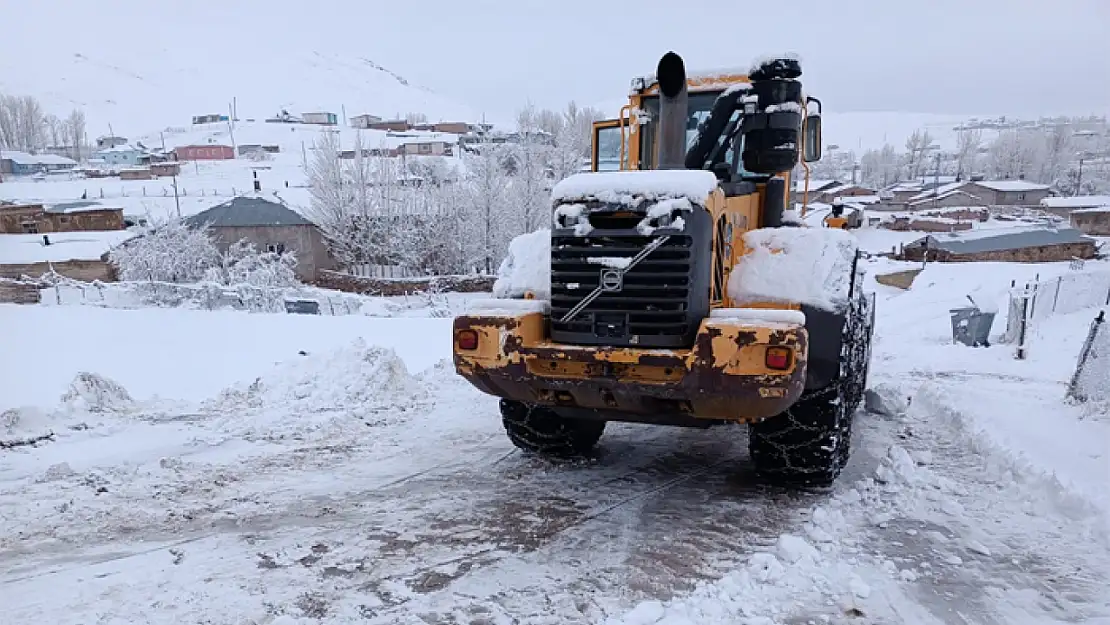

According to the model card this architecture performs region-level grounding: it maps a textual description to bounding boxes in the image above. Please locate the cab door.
[591,119,625,172]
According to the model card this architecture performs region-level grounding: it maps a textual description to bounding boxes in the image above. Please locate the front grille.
[549,210,710,348]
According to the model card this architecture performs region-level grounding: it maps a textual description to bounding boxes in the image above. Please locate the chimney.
[253,170,261,192]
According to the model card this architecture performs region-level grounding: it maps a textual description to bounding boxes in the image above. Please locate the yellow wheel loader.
[452,52,875,486]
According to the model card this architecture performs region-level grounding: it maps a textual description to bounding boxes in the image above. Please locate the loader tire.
[749,289,874,487]
[748,383,852,487]
[500,400,606,458]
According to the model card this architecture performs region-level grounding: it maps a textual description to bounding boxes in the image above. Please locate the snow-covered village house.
[184,194,335,282]
[350,114,383,129]
[92,145,145,166]
[1070,206,1110,236]
[95,135,128,150]
[0,201,124,234]
[0,151,78,175]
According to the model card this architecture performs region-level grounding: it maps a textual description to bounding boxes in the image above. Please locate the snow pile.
[492,228,551,300]
[467,297,549,315]
[1,406,56,440]
[551,170,719,206]
[863,383,910,417]
[202,340,427,440]
[637,197,693,235]
[728,227,859,312]
[708,307,806,325]
[553,203,594,235]
[59,372,135,414]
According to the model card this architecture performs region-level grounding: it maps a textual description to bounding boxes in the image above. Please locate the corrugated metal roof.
[185,195,313,228]
[911,226,1093,255]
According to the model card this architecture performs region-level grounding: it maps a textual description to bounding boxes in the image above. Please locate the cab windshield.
[639,90,749,174]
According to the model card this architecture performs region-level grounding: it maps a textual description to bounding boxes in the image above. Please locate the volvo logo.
[600,269,623,292]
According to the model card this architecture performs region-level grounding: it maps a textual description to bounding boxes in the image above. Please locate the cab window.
[593,123,624,171]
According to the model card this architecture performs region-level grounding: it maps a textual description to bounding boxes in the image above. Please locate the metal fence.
[1067,311,1108,404]
[1004,269,1110,351]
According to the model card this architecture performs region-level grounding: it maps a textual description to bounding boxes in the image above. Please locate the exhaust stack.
[655,52,688,170]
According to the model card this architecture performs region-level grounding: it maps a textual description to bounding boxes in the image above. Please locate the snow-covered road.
[2,259,1109,624]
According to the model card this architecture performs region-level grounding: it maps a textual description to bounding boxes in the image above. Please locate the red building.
[174,145,235,161]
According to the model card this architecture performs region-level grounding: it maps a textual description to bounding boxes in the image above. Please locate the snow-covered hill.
[0,5,478,138]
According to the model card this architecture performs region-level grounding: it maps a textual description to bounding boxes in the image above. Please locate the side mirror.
[803,97,822,163]
[803,115,822,162]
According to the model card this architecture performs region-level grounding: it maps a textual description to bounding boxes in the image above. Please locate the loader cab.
[590,87,823,179]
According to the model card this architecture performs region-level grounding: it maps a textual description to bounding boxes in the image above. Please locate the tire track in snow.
[822,379,1110,625]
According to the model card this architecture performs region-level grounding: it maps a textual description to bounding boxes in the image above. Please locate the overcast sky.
[4,0,1109,123]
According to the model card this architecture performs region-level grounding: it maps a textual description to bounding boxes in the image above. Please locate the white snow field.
[3,257,1110,624]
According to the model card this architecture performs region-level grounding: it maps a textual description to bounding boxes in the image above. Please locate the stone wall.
[1071,212,1110,236]
[0,259,116,282]
[883,217,973,232]
[901,241,1098,263]
[0,279,41,304]
[315,271,495,296]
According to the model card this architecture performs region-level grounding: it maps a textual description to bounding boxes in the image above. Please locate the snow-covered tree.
[205,239,298,287]
[109,219,219,283]
[463,143,516,274]
[508,104,554,231]
[955,128,982,180]
[986,129,1041,180]
[66,109,86,160]
[859,144,901,188]
[904,129,936,180]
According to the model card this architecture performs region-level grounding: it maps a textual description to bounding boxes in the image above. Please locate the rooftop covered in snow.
[551,170,720,205]
[184,194,314,228]
[0,150,78,166]
[1041,196,1110,210]
[908,226,1092,254]
[0,230,136,264]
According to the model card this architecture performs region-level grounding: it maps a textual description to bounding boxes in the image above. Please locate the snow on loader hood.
[551,170,720,206]
[728,227,859,313]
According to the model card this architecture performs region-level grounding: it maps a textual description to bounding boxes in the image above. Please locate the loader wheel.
[500,400,606,458]
[749,290,875,487]
[748,384,852,487]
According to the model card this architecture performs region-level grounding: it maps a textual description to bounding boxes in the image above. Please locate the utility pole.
[227,103,237,156]
[172,173,181,218]
[1076,157,1085,197]
[933,152,941,210]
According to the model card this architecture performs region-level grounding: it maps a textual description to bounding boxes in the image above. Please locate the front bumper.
[452,311,808,422]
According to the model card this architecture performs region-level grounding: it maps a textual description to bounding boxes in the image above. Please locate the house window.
[418,143,432,154]
[59,216,70,223]
[267,243,286,254]
[22,222,38,234]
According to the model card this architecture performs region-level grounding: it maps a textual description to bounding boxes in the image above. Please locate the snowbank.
[0,304,451,412]
[728,227,858,312]
[492,229,551,300]
[551,170,719,206]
